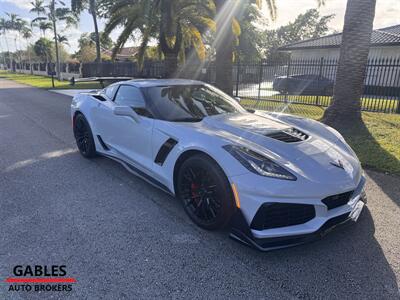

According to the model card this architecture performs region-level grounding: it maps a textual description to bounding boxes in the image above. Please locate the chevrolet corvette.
[71,79,366,251]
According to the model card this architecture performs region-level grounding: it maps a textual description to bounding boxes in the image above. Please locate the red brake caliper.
[191,183,199,203]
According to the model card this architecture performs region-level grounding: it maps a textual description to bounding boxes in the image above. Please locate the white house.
[278,25,400,90]
[279,24,400,60]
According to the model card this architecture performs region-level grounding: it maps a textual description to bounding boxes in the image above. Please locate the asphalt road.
[0,78,399,299]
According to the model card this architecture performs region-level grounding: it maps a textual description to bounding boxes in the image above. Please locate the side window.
[104,84,118,100]
[114,85,146,107]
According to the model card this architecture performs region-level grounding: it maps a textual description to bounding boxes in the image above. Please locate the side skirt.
[101,153,174,196]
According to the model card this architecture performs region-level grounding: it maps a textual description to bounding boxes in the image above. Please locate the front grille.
[322,191,354,210]
[251,203,316,230]
[266,128,309,143]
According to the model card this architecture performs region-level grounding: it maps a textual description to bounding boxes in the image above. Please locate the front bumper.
[229,176,367,251]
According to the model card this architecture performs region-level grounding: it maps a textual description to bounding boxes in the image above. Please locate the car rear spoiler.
[69,76,133,88]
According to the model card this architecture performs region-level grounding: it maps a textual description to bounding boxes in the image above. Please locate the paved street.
[0,78,399,299]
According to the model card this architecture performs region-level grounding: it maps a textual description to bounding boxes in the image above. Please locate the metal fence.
[230,57,400,114]
[82,61,165,78]
[80,57,400,114]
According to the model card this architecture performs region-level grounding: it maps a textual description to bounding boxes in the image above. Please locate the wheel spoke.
[179,163,223,224]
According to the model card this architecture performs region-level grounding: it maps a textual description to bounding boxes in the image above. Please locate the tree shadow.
[2,148,398,298]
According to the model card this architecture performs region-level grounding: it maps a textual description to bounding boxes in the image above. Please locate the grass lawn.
[1,70,399,176]
[0,70,102,90]
[262,94,400,113]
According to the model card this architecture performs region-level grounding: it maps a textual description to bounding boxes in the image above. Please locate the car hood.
[200,113,361,186]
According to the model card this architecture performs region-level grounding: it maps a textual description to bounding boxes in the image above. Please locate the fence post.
[397,95,400,114]
[235,58,240,97]
[256,59,264,107]
[397,58,400,114]
[285,58,291,103]
[316,57,324,106]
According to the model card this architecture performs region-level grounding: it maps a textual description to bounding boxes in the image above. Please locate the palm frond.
[232,17,241,36]
[264,0,277,21]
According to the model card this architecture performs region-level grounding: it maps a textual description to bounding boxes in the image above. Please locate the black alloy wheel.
[73,114,97,158]
[177,154,235,230]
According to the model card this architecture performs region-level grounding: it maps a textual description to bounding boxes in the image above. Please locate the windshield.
[144,84,245,122]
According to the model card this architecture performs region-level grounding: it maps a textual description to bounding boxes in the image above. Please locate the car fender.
[151,122,250,194]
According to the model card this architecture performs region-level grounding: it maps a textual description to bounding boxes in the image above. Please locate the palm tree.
[214,0,275,95]
[4,13,25,71]
[22,27,33,74]
[10,15,28,69]
[322,0,377,127]
[0,31,7,69]
[30,0,46,16]
[0,18,11,69]
[30,0,49,37]
[104,0,215,77]
[33,37,54,63]
[71,0,101,62]
[57,34,69,47]
[38,21,53,38]
[31,0,77,79]
[213,0,325,95]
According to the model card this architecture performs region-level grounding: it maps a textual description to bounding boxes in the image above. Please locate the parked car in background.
[273,74,334,96]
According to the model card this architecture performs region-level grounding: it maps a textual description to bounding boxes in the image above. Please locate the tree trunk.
[14,37,19,72]
[215,0,234,96]
[159,11,182,78]
[90,0,101,62]
[1,43,6,68]
[164,52,178,78]
[27,40,33,74]
[52,19,61,80]
[322,0,376,128]
[3,32,11,70]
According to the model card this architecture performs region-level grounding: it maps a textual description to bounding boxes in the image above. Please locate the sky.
[0,0,399,53]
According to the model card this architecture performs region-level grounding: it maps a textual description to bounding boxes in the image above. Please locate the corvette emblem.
[330,160,345,169]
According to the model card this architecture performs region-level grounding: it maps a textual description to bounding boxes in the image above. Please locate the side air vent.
[155,138,178,165]
[97,135,110,150]
[266,128,309,143]
[91,94,106,102]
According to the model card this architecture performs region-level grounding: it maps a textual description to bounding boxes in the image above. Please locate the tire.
[73,113,97,158]
[176,154,235,230]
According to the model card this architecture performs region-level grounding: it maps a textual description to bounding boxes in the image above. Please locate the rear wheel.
[73,113,97,158]
[176,154,235,230]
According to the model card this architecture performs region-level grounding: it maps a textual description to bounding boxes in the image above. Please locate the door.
[95,84,154,172]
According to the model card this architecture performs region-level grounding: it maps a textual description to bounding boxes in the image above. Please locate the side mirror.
[113,106,140,123]
[234,97,241,103]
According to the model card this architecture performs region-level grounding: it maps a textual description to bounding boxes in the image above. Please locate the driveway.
[0,78,399,299]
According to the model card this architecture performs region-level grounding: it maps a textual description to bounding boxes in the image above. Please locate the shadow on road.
[1,148,398,298]
[234,208,399,298]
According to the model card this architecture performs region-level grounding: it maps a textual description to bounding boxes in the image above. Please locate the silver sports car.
[71,79,366,251]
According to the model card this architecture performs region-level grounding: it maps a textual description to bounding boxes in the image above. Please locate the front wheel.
[73,113,97,158]
[176,154,235,230]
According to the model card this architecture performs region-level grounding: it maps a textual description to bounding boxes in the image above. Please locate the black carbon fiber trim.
[97,135,110,151]
[155,138,178,165]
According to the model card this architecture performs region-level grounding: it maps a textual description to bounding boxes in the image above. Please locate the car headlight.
[223,145,297,181]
